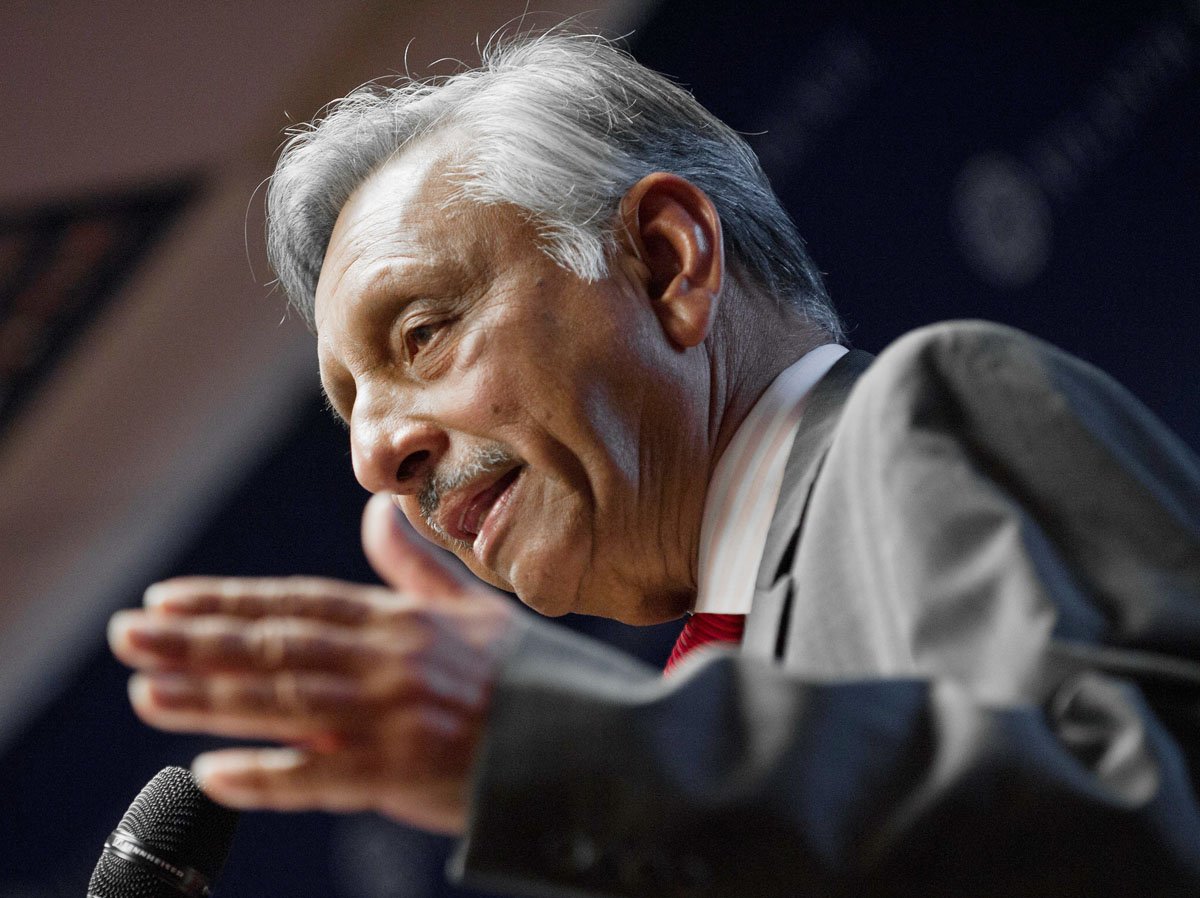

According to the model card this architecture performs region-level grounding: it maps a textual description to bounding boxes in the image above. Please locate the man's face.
[314,140,709,623]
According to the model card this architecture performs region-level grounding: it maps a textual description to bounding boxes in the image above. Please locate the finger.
[109,611,382,674]
[128,660,471,730]
[131,669,361,717]
[143,576,378,624]
[191,705,472,832]
[191,747,380,815]
[362,493,476,597]
[127,674,347,746]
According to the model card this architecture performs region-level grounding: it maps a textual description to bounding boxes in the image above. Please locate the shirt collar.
[692,344,848,614]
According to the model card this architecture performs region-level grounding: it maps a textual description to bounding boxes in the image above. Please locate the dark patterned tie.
[664,613,746,674]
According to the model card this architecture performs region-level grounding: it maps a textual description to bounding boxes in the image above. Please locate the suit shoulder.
[836,320,1200,516]
[843,319,1062,428]
[834,318,1192,479]
[863,319,1055,390]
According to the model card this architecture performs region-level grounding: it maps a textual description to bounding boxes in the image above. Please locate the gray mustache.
[418,443,516,541]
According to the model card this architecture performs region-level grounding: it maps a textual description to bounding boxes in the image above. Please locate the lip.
[473,466,523,565]
[438,466,522,545]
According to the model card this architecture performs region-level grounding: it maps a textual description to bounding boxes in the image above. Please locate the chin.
[526,573,691,626]
[508,559,585,618]
[500,530,593,617]
[497,522,687,624]
[515,592,573,618]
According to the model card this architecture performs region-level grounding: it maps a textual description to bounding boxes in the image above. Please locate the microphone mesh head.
[88,766,239,897]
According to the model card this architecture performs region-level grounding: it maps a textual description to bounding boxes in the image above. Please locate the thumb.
[361,493,477,597]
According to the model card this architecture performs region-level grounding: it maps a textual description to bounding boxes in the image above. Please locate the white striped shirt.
[692,344,849,614]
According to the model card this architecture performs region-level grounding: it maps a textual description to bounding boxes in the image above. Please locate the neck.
[705,289,831,481]
[625,288,831,624]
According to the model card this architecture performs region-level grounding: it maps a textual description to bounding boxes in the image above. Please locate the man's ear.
[618,172,724,349]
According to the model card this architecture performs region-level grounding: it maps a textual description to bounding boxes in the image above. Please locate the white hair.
[266,30,843,339]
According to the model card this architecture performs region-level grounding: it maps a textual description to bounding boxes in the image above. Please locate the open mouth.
[459,466,522,542]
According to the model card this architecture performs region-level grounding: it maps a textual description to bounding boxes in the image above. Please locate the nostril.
[396,449,430,483]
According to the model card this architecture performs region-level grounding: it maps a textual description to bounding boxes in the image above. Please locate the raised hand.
[107,493,520,834]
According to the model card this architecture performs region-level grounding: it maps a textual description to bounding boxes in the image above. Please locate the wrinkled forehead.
[316,145,456,289]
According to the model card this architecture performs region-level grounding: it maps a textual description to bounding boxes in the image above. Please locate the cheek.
[486,396,520,421]
[464,282,657,498]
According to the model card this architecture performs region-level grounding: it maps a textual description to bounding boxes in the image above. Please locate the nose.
[350,411,447,495]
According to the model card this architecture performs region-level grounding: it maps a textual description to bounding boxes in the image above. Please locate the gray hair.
[266,30,843,340]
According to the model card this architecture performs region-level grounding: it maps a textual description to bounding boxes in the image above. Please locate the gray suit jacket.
[454,321,1200,898]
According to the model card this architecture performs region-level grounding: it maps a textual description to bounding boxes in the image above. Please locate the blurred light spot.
[952,152,1052,290]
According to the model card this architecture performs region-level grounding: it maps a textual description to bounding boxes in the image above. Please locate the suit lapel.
[743,350,873,659]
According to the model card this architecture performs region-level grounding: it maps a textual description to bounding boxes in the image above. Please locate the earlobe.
[618,173,724,350]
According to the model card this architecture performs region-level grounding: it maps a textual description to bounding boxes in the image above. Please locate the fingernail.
[128,674,194,713]
[108,611,136,648]
[145,583,194,613]
[110,612,183,659]
[117,620,186,657]
[145,674,199,707]
[128,675,152,708]
[192,752,237,786]
[257,748,306,770]
[144,584,169,608]
[193,748,303,787]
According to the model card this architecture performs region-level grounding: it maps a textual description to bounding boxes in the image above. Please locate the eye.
[406,321,440,356]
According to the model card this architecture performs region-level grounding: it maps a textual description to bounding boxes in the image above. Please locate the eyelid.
[403,316,447,359]
[391,289,470,375]
[398,296,458,350]
[407,317,438,339]
[390,299,426,347]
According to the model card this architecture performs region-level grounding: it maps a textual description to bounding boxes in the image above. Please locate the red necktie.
[664,613,745,674]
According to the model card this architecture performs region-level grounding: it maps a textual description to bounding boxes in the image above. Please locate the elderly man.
[109,32,1200,897]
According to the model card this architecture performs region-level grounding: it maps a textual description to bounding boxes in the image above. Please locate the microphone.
[87,766,239,897]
